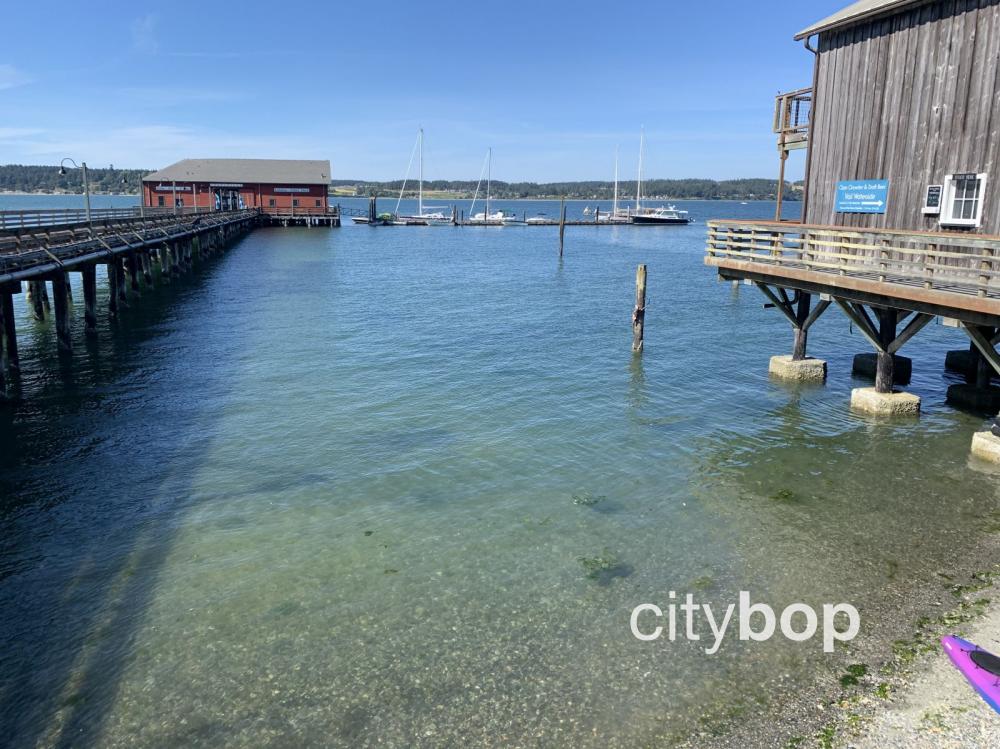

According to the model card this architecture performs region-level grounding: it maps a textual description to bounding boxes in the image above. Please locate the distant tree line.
[332,177,800,201]
[0,164,147,194]
[1,164,800,201]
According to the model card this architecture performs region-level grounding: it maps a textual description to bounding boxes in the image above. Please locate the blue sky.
[0,1,846,182]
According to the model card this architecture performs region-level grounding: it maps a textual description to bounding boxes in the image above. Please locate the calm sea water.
[1,195,998,747]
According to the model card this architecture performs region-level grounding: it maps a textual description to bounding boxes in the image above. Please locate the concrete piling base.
[769,355,827,382]
[850,387,921,416]
[852,353,912,385]
[971,431,1000,463]
[946,384,1000,414]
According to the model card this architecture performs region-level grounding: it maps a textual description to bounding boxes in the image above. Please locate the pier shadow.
[0,242,250,748]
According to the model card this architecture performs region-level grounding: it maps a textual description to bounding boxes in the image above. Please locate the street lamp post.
[118,170,144,221]
[59,158,92,229]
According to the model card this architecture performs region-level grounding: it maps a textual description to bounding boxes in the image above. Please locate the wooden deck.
[706,219,1000,326]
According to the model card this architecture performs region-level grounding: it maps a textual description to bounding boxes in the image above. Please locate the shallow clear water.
[1,197,998,747]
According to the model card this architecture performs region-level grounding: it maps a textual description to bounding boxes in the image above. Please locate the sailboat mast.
[636,127,644,211]
[613,145,619,216]
[418,127,424,217]
[486,147,492,218]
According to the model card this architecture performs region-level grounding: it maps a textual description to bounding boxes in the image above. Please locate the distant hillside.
[0,164,147,194]
[0,165,798,201]
[331,178,799,201]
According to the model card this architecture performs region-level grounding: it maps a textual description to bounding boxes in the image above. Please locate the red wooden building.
[142,158,331,213]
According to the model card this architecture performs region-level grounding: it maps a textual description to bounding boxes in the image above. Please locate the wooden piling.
[107,262,120,318]
[126,253,141,292]
[27,280,46,321]
[1,288,18,371]
[792,293,811,361]
[81,265,98,335]
[51,273,72,352]
[632,264,647,353]
[116,257,128,305]
[141,252,153,285]
[559,198,566,257]
[875,308,898,394]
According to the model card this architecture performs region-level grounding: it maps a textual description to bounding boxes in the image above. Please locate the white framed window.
[940,172,987,227]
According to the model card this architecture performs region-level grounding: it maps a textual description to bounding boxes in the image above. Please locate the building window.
[941,173,987,228]
[158,196,165,207]
[315,199,321,207]
[269,198,276,207]
[292,199,299,207]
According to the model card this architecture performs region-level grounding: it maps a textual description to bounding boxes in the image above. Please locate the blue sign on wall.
[835,180,889,213]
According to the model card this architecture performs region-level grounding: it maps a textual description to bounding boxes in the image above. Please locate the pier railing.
[706,220,1000,299]
[0,205,240,232]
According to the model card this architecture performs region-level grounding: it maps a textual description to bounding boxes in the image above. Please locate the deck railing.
[774,88,811,152]
[0,205,237,232]
[706,220,1000,299]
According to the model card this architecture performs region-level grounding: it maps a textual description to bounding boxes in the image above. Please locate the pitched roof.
[795,0,926,39]
[142,158,330,185]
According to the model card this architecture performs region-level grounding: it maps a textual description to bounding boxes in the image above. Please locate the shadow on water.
[0,243,247,748]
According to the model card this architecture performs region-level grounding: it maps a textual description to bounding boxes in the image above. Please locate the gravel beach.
[849,598,1000,748]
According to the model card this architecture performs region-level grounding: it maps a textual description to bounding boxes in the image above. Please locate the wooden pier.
[0,207,263,400]
[706,220,1000,410]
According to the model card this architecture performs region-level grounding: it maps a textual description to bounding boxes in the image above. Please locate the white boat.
[467,210,509,225]
[395,128,452,225]
[631,204,691,224]
[629,127,691,226]
[467,148,514,225]
[526,213,551,225]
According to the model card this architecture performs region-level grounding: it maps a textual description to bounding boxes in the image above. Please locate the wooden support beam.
[632,264,647,353]
[801,298,831,332]
[141,252,153,285]
[887,313,934,355]
[1,291,18,371]
[963,324,1000,377]
[834,298,884,352]
[81,265,97,335]
[754,282,799,327]
[51,273,72,352]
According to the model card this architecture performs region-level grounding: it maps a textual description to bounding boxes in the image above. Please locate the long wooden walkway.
[0,208,260,399]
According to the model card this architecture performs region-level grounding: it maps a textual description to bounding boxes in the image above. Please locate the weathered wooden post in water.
[558,198,566,257]
[51,273,72,352]
[1,285,18,371]
[632,264,647,353]
[81,265,97,335]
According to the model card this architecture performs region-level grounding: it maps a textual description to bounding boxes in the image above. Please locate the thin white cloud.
[119,86,248,105]
[0,124,332,169]
[0,64,32,90]
[131,14,158,54]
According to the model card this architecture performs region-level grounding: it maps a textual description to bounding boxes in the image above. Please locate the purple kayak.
[941,635,1000,714]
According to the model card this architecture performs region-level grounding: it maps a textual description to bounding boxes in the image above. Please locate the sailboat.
[630,127,691,225]
[599,145,630,223]
[467,148,514,225]
[397,128,450,225]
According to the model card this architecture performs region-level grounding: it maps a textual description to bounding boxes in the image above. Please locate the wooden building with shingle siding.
[798,0,1000,234]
